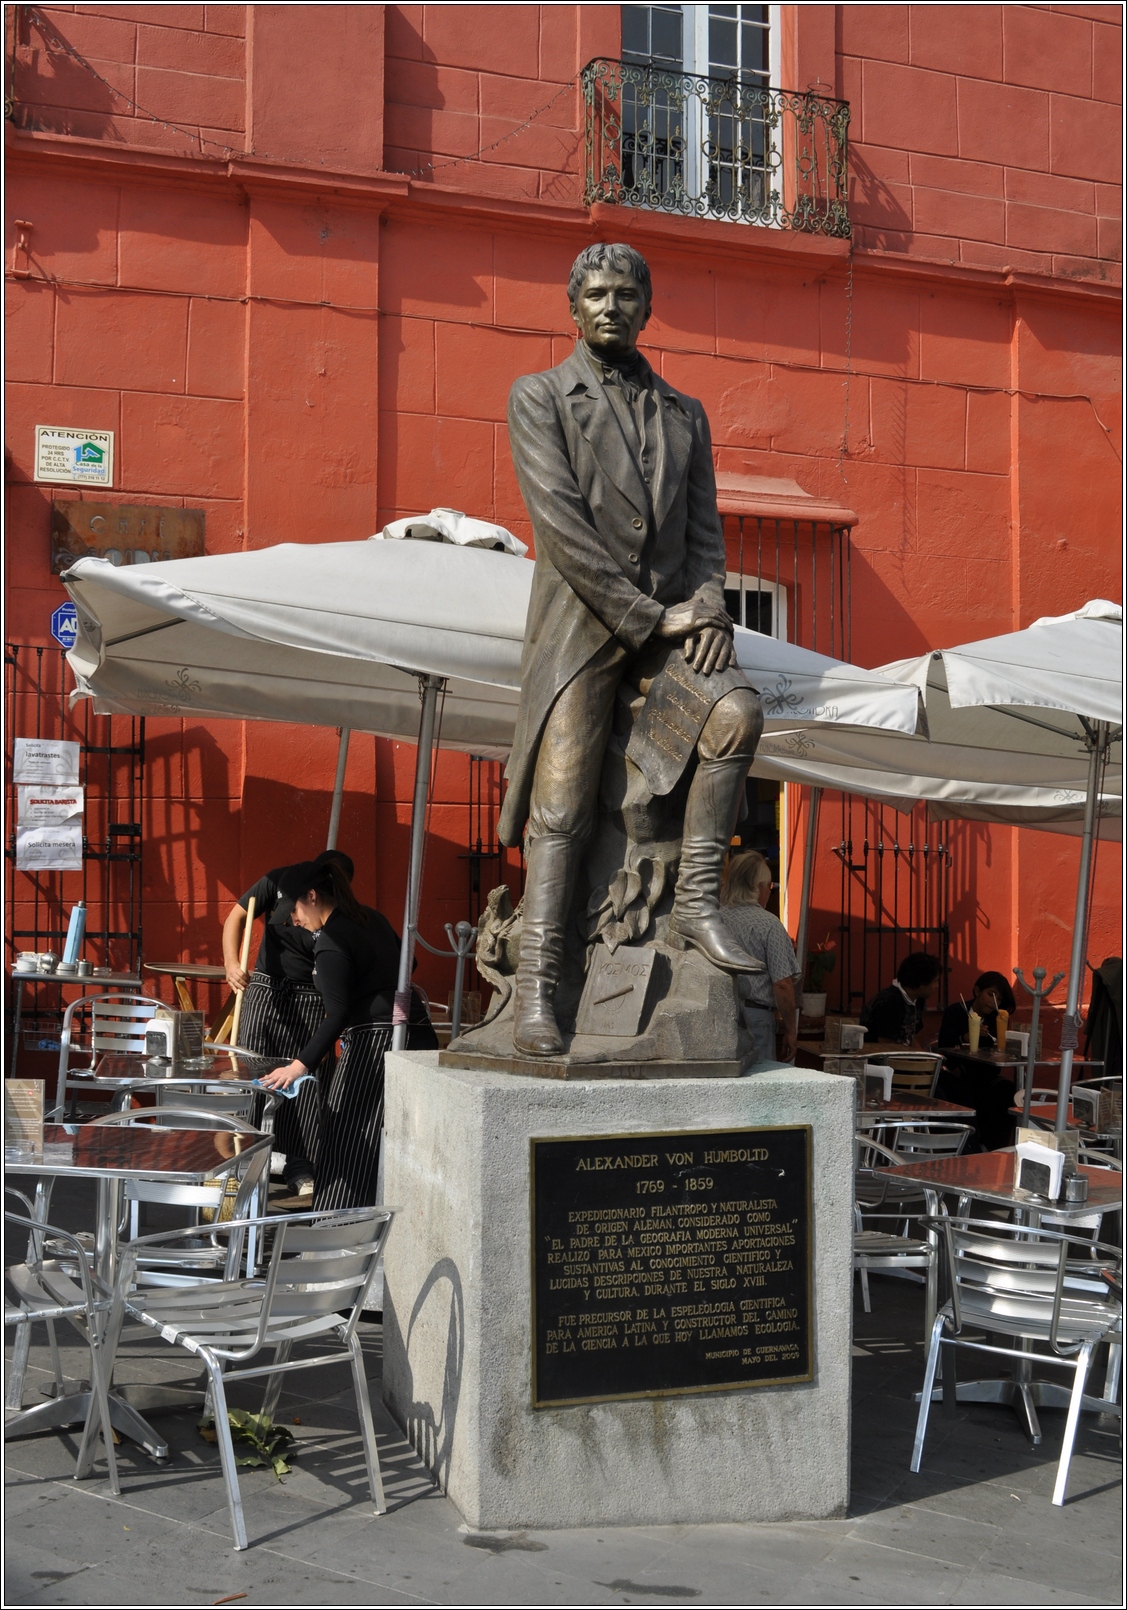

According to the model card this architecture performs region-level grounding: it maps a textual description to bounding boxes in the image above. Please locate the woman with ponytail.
[258,859,434,1210]
[221,848,355,1195]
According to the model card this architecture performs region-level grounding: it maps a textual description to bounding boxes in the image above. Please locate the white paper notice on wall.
[12,738,81,785]
[18,786,83,826]
[15,825,84,872]
[34,426,114,487]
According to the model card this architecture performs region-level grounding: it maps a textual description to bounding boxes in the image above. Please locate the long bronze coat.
[498,344,730,848]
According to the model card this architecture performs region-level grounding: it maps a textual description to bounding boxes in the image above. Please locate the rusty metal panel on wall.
[51,503,205,575]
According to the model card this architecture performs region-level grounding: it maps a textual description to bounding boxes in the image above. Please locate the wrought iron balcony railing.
[582,58,850,239]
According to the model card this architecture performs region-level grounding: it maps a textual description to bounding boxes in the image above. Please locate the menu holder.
[4,1079,44,1158]
[824,1017,860,1052]
[823,1055,866,1080]
[1016,1124,1079,1184]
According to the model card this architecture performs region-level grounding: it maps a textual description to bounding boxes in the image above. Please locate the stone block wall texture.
[382,1052,855,1529]
[4,4,1121,1022]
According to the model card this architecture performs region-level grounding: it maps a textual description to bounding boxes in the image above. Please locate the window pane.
[650,5,684,64]
[621,4,650,60]
[709,15,738,69]
[741,21,768,76]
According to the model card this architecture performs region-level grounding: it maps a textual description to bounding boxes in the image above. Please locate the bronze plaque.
[531,1124,812,1408]
[51,502,205,574]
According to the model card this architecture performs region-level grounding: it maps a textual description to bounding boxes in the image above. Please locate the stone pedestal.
[382,1051,853,1531]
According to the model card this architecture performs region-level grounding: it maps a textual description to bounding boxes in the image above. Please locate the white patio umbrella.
[756,602,1123,1131]
[64,536,924,1050]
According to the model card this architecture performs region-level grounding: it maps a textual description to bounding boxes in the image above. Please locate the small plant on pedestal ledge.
[806,934,837,994]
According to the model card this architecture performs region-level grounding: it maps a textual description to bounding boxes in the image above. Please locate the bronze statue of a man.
[500,243,764,1057]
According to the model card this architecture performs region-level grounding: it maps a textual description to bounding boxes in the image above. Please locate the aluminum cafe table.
[854,1091,976,1129]
[144,960,232,1036]
[7,968,142,1078]
[68,1048,289,1108]
[5,1121,270,1460]
[938,1046,1105,1085]
[873,1150,1123,1444]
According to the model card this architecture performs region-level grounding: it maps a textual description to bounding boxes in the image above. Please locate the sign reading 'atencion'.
[531,1126,812,1408]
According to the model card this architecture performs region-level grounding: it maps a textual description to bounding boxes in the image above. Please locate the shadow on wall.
[847,146,913,253]
[384,1257,465,1493]
[383,8,582,204]
[843,545,932,665]
[11,9,120,145]
[143,736,376,949]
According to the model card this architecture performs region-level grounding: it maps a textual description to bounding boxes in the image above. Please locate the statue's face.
[571,267,649,358]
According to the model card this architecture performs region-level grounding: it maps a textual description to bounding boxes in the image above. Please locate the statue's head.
[567,243,652,359]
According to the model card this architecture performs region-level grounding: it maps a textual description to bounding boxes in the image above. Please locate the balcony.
[582,58,850,240]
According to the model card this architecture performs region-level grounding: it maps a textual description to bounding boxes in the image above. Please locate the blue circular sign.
[51,601,79,651]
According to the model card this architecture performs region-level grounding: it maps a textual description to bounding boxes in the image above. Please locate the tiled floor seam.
[9,1472,449,1608]
[839,1529,989,1576]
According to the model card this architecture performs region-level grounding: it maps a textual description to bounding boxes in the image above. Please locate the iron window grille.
[583,56,850,237]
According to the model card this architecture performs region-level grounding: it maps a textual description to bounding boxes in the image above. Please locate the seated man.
[861,952,942,1047]
[719,850,801,1064]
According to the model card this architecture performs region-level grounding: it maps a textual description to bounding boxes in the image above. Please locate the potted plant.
[802,934,837,1022]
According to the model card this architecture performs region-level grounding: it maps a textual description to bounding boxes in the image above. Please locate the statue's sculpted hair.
[567,243,652,310]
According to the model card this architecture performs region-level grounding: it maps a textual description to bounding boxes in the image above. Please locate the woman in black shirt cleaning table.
[258,859,436,1210]
[221,848,354,1195]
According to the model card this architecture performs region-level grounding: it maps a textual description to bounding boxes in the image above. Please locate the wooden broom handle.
[228,895,256,1051]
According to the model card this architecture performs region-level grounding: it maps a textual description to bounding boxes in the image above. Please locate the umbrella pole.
[1055,723,1105,1133]
[392,677,442,1053]
[326,728,351,851]
[793,788,822,990]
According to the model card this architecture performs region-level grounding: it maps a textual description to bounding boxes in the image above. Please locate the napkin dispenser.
[1016,1139,1065,1199]
[862,1063,893,1102]
[151,1008,205,1068]
[144,1022,175,1062]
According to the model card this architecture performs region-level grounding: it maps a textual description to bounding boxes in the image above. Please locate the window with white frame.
[619,5,782,221]
[723,574,788,641]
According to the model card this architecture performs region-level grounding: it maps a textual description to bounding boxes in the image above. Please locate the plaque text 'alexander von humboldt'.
[531,1126,812,1407]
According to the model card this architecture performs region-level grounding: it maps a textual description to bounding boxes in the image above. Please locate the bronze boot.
[512,832,577,1056]
[667,756,766,974]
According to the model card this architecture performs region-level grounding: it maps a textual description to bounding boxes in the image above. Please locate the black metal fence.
[583,57,850,237]
[830,796,952,1015]
[5,645,144,1040]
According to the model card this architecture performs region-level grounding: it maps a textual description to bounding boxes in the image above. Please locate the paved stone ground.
[5,1179,1122,1608]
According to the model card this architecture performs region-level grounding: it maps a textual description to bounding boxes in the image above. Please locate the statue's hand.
[684,625,735,675]
[654,597,732,643]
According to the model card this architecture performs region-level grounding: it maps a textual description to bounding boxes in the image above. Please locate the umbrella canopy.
[63,538,923,745]
[753,601,1122,832]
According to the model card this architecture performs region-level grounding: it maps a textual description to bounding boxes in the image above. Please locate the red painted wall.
[5,4,1122,1030]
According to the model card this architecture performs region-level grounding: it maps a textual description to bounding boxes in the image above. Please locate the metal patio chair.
[911,1215,1122,1505]
[886,1053,945,1098]
[89,1109,271,1280]
[99,1206,394,1548]
[853,1136,940,1334]
[53,992,165,1119]
[890,1121,974,1161]
[5,1189,119,1491]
